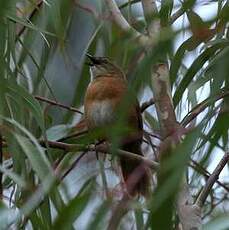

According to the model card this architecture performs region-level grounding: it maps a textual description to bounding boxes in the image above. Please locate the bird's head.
[86,54,125,80]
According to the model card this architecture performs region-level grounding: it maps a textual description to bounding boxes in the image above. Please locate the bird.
[84,54,151,197]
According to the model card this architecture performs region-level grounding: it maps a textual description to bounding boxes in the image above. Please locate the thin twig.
[74,0,98,18]
[140,98,155,112]
[16,0,44,38]
[118,0,139,9]
[35,95,83,115]
[195,152,229,207]
[108,194,130,230]
[59,150,88,180]
[58,130,88,142]
[181,89,229,127]
[190,160,229,193]
[202,194,228,219]
[143,130,161,140]
[108,162,151,229]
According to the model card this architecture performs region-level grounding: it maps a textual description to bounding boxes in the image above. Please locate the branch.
[35,95,83,115]
[140,2,201,230]
[141,0,159,36]
[108,194,130,230]
[181,89,229,127]
[177,182,202,230]
[104,0,139,34]
[104,0,151,46]
[195,152,229,207]
[190,159,229,193]
[40,140,159,171]
[59,151,88,180]
[151,63,180,138]
[177,153,229,230]
[74,1,98,18]
[16,0,44,39]
[140,98,155,112]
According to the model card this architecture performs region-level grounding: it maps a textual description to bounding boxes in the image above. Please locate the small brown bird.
[84,54,150,196]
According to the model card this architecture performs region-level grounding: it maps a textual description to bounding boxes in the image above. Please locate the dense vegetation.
[0,0,228,229]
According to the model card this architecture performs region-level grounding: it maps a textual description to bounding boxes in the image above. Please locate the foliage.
[0,0,228,229]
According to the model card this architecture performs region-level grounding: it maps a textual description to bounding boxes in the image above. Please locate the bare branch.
[182,89,229,127]
[195,152,229,207]
[59,151,88,180]
[104,0,153,46]
[58,130,88,142]
[177,182,202,230]
[140,98,155,112]
[141,0,159,36]
[104,0,140,35]
[40,140,159,171]
[190,159,229,193]
[35,95,83,115]
[108,194,130,230]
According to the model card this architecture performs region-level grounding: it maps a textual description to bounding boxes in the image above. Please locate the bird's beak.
[85,53,100,66]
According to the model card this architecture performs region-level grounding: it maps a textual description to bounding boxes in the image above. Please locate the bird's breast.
[86,100,114,128]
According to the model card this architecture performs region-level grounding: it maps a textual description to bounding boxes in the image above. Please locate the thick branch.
[35,95,83,115]
[151,64,179,138]
[177,182,202,230]
[104,0,151,46]
[141,0,159,36]
[104,0,140,34]
[195,152,229,207]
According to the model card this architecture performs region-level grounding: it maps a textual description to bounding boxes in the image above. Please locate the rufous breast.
[84,76,127,129]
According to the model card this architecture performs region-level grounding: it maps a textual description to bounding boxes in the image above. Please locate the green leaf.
[135,209,144,230]
[160,0,173,26]
[14,134,52,180]
[6,82,45,130]
[52,179,93,230]
[147,126,202,229]
[7,15,56,37]
[86,200,111,230]
[173,41,229,107]
[2,118,52,179]
[170,36,200,85]
[0,164,27,188]
[46,124,72,141]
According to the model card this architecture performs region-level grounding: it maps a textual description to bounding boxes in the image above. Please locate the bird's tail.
[120,142,151,197]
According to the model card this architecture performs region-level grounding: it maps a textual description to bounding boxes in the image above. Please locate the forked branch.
[195,152,229,207]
